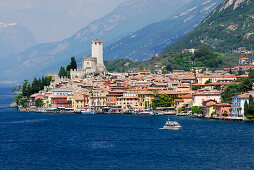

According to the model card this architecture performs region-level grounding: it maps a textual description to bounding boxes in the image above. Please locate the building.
[215,103,231,118]
[117,93,139,110]
[202,99,217,118]
[239,57,249,64]
[50,96,73,111]
[192,89,221,106]
[71,40,107,78]
[137,91,154,109]
[196,74,237,84]
[231,92,254,119]
[72,92,89,110]
[190,67,205,74]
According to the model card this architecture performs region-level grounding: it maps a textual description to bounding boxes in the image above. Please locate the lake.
[0,87,254,169]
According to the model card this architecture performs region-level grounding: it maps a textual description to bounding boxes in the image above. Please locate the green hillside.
[163,0,254,53]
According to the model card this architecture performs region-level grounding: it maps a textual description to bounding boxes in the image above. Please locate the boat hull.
[81,111,94,114]
[162,125,181,130]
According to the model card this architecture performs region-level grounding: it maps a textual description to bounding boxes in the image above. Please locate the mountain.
[0,22,37,57]
[0,0,193,82]
[163,0,254,53]
[104,0,224,61]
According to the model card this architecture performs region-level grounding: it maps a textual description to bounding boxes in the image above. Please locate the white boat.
[162,119,182,130]
[138,110,154,116]
[81,108,94,114]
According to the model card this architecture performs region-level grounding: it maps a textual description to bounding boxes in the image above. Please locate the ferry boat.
[81,108,94,114]
[162,119,182,130]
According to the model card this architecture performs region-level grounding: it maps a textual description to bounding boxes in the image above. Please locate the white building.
[232,92,254,119]
[70,40,107,79]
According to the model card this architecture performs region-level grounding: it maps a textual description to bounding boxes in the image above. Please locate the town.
[14,40,254,121]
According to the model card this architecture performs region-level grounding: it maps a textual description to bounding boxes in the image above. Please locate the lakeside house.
[231,92,254,119]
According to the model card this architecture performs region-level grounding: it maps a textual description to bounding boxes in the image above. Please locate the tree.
[221,83,241,103]
[244,100,249,117]
[58,67,66,77]
[229,68,233,74]
[205,80,212,84]
[240,78,252,92]
[222,110,228,117]
[145,101,148,109]
[152,94,174,109]
[238,68,244,75]
[22,80,28,97]
[248,95,254,116]
[177,107,183,113]
[190,106,203,115]
[69,57,77,70]
[192,85,201,91]
[35,98,44,108]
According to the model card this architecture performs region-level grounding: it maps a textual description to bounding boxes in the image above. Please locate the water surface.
[0,88,254,169]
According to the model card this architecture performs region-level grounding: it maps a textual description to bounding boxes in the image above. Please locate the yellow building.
[72,93,89,110]
[90,91,107,109]
[137,91,154,109]
[117,96,139,110]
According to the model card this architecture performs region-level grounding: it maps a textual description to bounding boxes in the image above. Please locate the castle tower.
[91,40,104,67]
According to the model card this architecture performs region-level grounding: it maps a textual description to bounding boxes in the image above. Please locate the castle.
[70,40,107,79]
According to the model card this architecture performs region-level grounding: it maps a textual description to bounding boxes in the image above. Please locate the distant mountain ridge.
[104,0,224,61]
[0,0,194,82]
[0,22,37,57]
[163,0,254,53]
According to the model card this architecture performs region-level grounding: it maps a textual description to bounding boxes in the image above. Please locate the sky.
[0,0,125,43]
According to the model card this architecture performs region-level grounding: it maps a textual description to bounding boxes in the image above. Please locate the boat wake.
[1,119,47,124]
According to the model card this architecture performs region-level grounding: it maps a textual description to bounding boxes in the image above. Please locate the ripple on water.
[1,119,47,124]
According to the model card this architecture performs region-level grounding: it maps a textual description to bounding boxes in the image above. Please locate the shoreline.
[15,107,252,122]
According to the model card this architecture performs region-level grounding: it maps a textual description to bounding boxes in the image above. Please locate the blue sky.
[0,0,125,43]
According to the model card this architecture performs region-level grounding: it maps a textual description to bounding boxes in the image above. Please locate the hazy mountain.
[163,0,254,53]
[0,0,194,82]
[0,22,37,57]
[104,0,224,61]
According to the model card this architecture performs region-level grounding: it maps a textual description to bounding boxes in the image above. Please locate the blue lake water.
[0,87,254,169]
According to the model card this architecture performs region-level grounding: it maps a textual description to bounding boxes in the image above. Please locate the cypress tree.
[244,100,249,117]
[249,95,254,115]
[70,57,77,70]
[58,67,66,77]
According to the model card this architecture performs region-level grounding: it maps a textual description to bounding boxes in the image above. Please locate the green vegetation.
[164,1,254,53]
[244,95,254,119]
[104,59,146,73]
[162,47,223,72]
[192,106,203,115]
[221,83,241,103]
[15,76,52,107]
[35,98,44,108]
[222,69,254,103]
[14,94,28,107]
[152,94,174,109]
[11,86,22,93]
[58,57,77,78]
[105,46,227,73]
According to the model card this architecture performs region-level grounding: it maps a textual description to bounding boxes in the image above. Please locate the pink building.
[216,103,232,118]
[192,89,221,106]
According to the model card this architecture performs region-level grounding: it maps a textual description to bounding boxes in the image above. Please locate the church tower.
[91,40,104,67]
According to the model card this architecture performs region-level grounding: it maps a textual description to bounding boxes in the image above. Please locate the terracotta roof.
[119,96,138,99]
[137,91,154,95]
[158,90,179,95]
[216,103,231,106]
[236,75,248,78]
[179,94,192,99]
[73,93,84,101]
